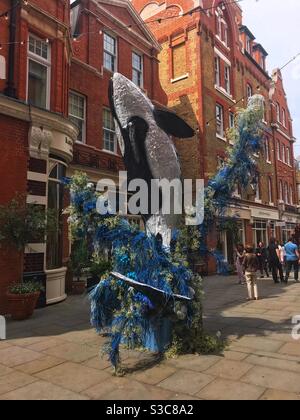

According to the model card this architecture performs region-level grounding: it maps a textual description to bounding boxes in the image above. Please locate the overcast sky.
[70,0,299,152]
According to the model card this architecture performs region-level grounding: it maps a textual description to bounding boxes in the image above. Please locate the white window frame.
[268,177,273,205]
[27,34,51,110]
[224,65,231,94]
[103,32,117,73]
[229,112,235,129]
[265,138,271,163]
[247,84,253,100]
[282,109,287,127]
[286,147,291,166]
[103,108,117,154]
[216,104,224,139]
[215,56,221,87]
[276,102,281,123]
[69,91,86,143]
[132,51,144,88]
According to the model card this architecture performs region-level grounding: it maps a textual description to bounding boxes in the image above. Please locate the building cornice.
[0,95,78,142]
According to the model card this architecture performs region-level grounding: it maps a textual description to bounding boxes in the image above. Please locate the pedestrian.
[235,244,245,285]
[268,238,284,284]
[243,245,259,301]
[278,243,286,266]
[284,237,300,283]
[256,241,269,278]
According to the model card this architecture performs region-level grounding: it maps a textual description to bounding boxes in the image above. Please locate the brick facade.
[0,0,76,313]
[132,0,299,271]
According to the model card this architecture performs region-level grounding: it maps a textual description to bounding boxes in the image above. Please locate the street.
[0,275,299,400]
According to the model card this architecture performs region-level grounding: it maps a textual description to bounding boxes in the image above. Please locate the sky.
[239,0,300,155]
[70,0,299,152]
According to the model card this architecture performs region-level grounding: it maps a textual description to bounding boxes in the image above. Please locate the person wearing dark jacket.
[268,238,284,284]
[243,245,259,301]
[256,242,269,278]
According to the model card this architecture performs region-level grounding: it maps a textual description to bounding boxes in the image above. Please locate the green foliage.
[70,240,90,279]
[0,194,58,251]
[9,281,44,295]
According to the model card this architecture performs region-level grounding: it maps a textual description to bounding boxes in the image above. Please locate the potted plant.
[70,240,90,295]
[0,194,57,317]
[7,282,45,321]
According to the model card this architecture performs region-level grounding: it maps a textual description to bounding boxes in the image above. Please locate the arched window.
[286,147,291,166]
[247,84,253,99]
[282,145,286,163]
[290,186,294,205]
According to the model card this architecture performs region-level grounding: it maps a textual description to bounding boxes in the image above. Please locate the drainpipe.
[4,0,18,98]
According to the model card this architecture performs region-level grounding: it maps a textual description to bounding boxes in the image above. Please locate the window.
[275,102,280,122]
[284,182,289,204]
[103,108,117,153]
[216,11,222,37]
[246,37,252,54]
[216,104,224,137]
[215,56,221,86]
[104,33,117,72]
[265,138,270,162]
[247,84,253,99]
[27,35,51,109]
[255,177,261,201]
[132,52,143,87]
[46,160,66,270]
[286,147,291,166]
[290,186,294,205]
[277,140,281,161]
[224,65,231,94]
[69,91,86,143]
[268,178,273,204]
[282,109,286,127]
[279,180,284,201]
[172,44,187,80]
[223,24,229,47]
[229,112,235,129]
[282,145,286,163]
[253,220,267,246]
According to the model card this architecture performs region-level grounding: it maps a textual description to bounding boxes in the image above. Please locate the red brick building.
[68,0,167,185]
[0,0,77,314]
[132,0,299,271]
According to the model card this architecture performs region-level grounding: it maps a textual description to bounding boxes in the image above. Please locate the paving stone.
[82,356,111,371]
[0,380,90,400]
[9,336,46,348]
[221,351,249,361]
[132,364,176,385]
[0,372,37,395]
[0,364,13,377]
[260,389,300,400]
[26,338,66,352]
[36,362,111,393]
[169,394,201,400]
[0,346,43,367]
[279,342,300,357]
[42,342,99,363]
[233,337,284,352]
[245,354,300,374]
[242,366,300,393]
[165,354,221,372]
[197,378,265,400]
[84,377,173,400]
[0,342,13,350]
[205,359,253,380]
[15,356,65,374]
[158,370,214,395]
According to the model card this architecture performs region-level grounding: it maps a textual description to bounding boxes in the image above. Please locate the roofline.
[253,43,268,57]
[239,25,255,40]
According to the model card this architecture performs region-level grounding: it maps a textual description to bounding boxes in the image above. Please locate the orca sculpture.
[109,73,194,245]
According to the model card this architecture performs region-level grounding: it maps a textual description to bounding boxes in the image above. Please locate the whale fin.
[153,108,195,139]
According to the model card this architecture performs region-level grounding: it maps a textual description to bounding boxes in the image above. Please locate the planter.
[7,291,40,321]
[71,280,86,295]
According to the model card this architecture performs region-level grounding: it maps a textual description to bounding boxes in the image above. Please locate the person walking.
[268,238,284,284]
[235,244,246,285]
[256,241,269,278]
[243,245,259,301]
[284,238,300,283]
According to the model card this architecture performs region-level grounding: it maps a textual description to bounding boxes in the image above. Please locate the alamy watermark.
[0,315,6,340]
[95,172,205,226]
[292,316,300,341]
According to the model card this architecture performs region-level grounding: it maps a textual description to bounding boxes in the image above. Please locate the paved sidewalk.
[0,275,300,400]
